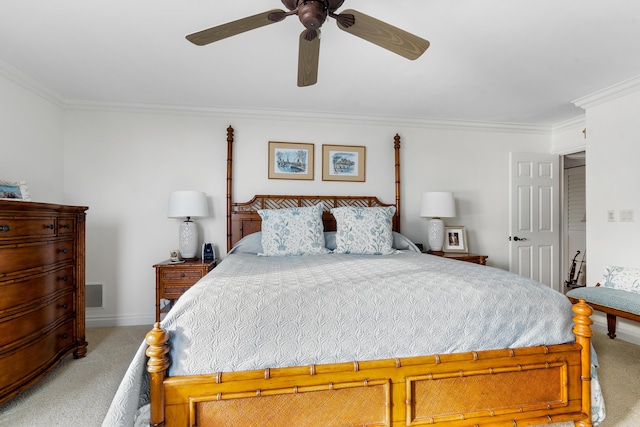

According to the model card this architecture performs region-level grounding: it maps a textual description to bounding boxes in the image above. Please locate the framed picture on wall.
[322,144,366,182]
[0,180,30,201]
[444,226,468,253]
[268,142,314,180]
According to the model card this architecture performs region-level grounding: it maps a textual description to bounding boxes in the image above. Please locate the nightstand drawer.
[161,269,203,282]
[162,285,192,299]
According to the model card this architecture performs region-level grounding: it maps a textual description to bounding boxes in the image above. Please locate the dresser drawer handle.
[61,303,69,309]
[60,224,71,229]
[0,225,9,232]
[58,248,69,254]
[44,224,55,230]
[60,275,68,282]
[61,333,69,339]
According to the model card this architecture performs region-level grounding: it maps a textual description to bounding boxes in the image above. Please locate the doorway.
[562,152,586,292]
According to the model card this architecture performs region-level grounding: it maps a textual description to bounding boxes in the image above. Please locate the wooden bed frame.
[145,127,594,427]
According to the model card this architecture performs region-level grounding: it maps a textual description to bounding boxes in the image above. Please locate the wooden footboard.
[145,300,593,427]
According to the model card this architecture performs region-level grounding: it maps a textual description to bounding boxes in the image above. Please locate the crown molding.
[2,60,551,135]
[63,99,551,135]
[0,59,64,107]
[573,75,640,110]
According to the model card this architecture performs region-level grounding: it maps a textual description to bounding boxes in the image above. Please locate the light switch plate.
[607,210,616,222]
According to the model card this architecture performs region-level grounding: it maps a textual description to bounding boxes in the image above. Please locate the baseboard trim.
[86,314,155,328]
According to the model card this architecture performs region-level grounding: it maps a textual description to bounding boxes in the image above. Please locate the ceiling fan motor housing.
[298,1,328,30]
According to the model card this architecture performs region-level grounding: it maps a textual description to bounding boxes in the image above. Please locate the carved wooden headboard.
[225,127,402,252]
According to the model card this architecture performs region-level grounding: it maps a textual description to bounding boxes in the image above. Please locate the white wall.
[59,108,552,326]
[583,89,640,342]
[0,73,64,203]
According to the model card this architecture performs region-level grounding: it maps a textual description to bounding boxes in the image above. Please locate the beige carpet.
[0,326,637,426]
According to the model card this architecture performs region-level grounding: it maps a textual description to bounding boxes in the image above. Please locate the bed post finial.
[227,126,235,253]
[572,299,593,427]
[394,133,401,233]
[146,322,170,427]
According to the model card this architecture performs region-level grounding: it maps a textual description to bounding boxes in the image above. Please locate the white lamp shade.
[167,191,209,219]
[420,192,456,218]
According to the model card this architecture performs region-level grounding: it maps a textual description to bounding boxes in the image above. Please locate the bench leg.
[606,313,617,339]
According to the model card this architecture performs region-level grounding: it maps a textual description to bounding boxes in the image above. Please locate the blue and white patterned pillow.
[258,203,329,256]
[331,206,396,255]
[602,265,640,294]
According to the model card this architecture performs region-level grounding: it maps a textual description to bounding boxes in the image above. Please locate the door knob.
[512,236,527,241]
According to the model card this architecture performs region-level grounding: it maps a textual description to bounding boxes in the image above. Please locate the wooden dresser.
[0,200,88,404]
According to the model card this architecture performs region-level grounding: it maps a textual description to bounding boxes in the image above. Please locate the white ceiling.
[1,0,640,126]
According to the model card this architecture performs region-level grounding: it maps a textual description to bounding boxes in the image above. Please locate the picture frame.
[268,142,314,180]
[322,144,366,182]
[0,180,30,201]
[444,226,468,253]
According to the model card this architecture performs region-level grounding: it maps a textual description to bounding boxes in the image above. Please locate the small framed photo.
[268,142,314,180]
[0,180,30,201]
[322,144,366,182]
[444,226,468,253]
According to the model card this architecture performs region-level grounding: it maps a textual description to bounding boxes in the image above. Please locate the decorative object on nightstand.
[443,226,468,253]
[154,258,217,321]
[420,191,456,252]
[167,190,209,259]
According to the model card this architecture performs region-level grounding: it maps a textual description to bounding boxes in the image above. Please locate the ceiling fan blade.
[336,9,429,60]
[298,29,321,87]
[186,9,285,46]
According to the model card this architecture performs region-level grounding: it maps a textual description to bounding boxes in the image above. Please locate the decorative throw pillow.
[601,265,640,294]
[331,206,396,255]
[258,202,329,256]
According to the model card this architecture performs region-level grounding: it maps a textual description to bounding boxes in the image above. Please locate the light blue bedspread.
[103,251,604,426]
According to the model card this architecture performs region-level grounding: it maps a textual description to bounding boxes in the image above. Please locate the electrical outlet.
[620,209,635,222]
[607,210,616,222]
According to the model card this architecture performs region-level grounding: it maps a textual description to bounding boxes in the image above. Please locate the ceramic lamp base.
[178,220,198,259]
[427,218,445,252]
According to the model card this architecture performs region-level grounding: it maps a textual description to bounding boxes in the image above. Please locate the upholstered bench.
[567,265,640,339]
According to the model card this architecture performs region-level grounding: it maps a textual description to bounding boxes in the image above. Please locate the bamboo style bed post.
[394,133,401,233]
[226,125,234,253]
[146,323,170,427]
[573,298,594,427]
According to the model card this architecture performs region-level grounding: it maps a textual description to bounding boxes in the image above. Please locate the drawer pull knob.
[61,276,68,282]
[180,273,186,278]
[58,248,69,254]
[61,303,69,309]
[60,224,71,229]
[0,225,9,232]
[61,333,69,339]
[44,224,55,230]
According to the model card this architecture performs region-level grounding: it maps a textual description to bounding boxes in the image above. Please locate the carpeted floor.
[0,326,637,426]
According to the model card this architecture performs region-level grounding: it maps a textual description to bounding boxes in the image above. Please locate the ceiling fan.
[186,0,430,87]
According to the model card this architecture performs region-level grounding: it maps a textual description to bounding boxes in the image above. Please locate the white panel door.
[509,153,560,290]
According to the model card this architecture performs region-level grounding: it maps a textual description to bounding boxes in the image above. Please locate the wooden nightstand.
[427,251,488,265]
[154,258,217,321]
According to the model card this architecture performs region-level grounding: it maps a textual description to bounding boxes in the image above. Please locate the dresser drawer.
[0,319,75,397]
[0,217,57,240]
[57,218,76,235]
[0,240,74,277]
[0,292,75,351]
[0,266,74,314]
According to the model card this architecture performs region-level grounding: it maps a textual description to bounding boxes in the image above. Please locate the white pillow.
[258,203,329,256]
[331,206,396,255]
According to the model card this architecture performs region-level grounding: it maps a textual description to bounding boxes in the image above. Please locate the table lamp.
[420,192,456,252]
[167,191,209,259]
